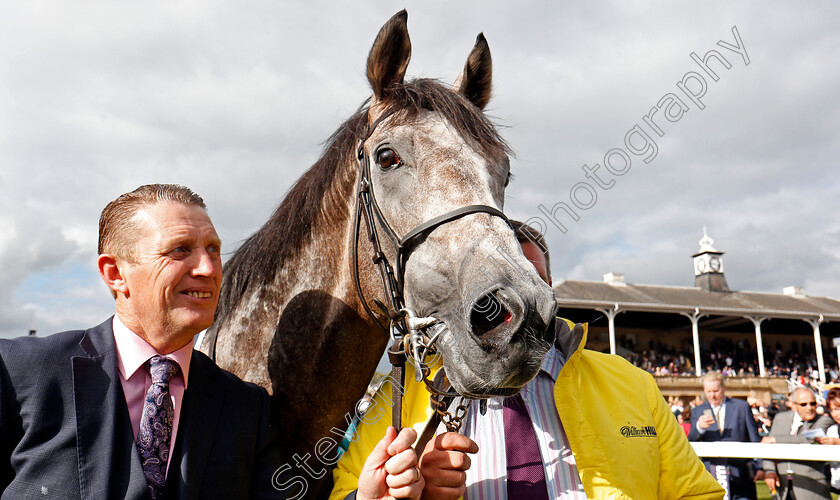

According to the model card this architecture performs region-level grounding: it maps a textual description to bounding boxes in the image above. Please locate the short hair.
[98,184,206,261]
[790,386,815,401]
[510,219,550,278]
[702,370,725,386]
[827,387,840,407]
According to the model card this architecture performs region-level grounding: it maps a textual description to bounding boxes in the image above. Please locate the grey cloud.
[1,1,838,338]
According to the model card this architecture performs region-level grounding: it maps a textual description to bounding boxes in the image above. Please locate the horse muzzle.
[431,280,556,397]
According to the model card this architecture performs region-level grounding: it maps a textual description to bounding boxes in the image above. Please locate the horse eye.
[376,148,401,169]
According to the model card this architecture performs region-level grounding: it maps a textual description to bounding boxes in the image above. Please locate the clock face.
[710,256,721,272]
[696,259,707,273]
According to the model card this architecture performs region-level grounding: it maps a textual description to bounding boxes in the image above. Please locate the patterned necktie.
[137,356,180,499]
[504,393,549,500]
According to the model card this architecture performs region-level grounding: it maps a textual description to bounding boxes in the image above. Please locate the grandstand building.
[554,230,840,403]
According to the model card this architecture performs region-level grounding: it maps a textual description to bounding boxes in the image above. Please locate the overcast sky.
[1,1,838,339]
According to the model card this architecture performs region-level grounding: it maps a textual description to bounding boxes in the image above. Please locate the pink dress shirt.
[112,316,193,477]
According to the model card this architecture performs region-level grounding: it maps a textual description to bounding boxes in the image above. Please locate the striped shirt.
[458,347,587,499]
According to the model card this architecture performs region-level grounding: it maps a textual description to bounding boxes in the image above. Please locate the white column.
[596,303,621,355]
[836,340,840,378]
[746,316,767,377]
[681,308,705,377]
[806,315,826,383]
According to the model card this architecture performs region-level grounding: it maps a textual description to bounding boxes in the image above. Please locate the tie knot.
[149,356,179,385]
[503,393,527,412]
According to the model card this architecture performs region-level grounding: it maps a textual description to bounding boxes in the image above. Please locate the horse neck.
[211,153,383,386]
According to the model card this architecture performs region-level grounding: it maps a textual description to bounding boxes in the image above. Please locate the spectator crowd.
[620,335,840,383]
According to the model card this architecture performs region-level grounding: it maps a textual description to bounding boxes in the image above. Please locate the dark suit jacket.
[688,397,761,498]
[761,409,834,500]
[0,318,286,499]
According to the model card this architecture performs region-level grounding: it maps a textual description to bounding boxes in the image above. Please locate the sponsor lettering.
[620,425,657,438]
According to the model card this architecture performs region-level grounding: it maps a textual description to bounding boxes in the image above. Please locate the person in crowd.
[688,371,762,500]
[761,387,834,499]
[0,184,423,500]
[755,408,773,436]
[816,387,840,491]
[330,220,723,499]
[679,407,692,436]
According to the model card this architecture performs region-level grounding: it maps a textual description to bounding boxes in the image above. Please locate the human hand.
[753,469,765,482]
[358,426,424,500]
[764,472,779,492]
[697,414,715,430]
[760,436,776,444]
[419,432,479,500]
[816,436,840,445]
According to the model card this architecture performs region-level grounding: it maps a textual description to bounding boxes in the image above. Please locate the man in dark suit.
[0,184,287,499]
[689,370,762,500]
[762,387,834,500]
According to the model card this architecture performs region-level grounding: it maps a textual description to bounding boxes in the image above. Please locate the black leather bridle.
[352,111,511,336]
[351,111,511,429]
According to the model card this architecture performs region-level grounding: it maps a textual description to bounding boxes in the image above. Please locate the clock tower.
[692,227,730,292]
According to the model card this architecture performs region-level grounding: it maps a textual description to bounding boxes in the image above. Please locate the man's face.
[791,390,818,422]
[117,202,222,351]
[703,379,726,406]
[520,241,550,285]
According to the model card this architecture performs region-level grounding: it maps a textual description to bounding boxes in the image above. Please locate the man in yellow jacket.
[331,222,723,499]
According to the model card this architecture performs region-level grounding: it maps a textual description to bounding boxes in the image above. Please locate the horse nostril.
[470,291,512,339]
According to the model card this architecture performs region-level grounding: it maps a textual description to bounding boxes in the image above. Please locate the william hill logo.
[620,425,657,438]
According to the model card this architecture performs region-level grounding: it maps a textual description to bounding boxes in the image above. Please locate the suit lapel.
[72,319,149,500]
[167,352,225,500]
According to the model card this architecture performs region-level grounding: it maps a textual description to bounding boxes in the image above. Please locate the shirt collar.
[541,346,564,381]
[113,315,193,388]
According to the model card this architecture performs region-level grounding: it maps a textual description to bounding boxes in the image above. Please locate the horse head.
[357,11,556,398]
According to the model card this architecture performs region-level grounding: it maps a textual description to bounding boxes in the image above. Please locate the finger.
[388,475,425,500]
[387,427,418,456]
[364,426,398,470]
[422,450,472,471]
[423,467,467,488]
[385,464,421,488]
[384,448,420,475]
[422,483,466,500]
[434,432,479,453]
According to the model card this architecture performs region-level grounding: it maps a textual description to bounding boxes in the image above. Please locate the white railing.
[691,442,840,461]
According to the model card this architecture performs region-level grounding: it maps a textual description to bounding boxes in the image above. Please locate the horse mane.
[216,78,510,318]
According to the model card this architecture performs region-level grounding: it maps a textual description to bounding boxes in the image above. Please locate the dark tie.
[137,356,180,499]
[504,393,549,500]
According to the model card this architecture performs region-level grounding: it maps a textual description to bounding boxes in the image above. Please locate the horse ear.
[367,10,412,104]
[453,33,492,110]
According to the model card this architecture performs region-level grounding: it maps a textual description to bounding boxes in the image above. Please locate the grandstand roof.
[553,280,840,322]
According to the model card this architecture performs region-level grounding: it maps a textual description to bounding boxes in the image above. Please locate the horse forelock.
[380,78,510,163]
[215,78,509,320]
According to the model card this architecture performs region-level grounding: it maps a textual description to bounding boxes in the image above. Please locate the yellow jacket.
[331,321,723,499]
